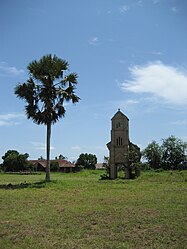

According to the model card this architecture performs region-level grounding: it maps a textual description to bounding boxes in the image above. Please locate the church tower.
[107,109,130,179]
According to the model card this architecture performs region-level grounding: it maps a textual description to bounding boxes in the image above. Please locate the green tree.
[38,156,44,160]
[76,153,97,170]
[161,135,187,170]
[125,143,141,179]
[142,141,162,169]
[128,143,141,166]
[2,150,30,172]
[15,54,80,182]
[50,161,60,171]
[55,154,67,160]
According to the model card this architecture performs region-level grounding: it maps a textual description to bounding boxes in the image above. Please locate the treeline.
[142,135,187,170]
[1,136,186,173]
[0,150,98,172]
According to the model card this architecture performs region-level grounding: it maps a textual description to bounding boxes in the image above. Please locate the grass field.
[0,170,187,249]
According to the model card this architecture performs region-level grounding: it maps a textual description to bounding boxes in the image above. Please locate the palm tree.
[15,54,80,182]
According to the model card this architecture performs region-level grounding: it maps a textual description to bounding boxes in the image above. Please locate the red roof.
[29,159,75,168]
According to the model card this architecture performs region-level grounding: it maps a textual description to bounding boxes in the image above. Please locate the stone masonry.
[107,109,140,179]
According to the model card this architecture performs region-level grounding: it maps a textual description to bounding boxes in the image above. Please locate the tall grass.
[0,170,186,249]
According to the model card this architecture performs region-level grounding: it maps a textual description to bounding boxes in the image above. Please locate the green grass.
[0,170,187,249]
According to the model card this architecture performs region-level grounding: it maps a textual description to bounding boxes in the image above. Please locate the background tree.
[161,135,187,170]
[38,156,44,160]
[2,150,30,172]
[142,141,162,169]
[125,143,141,179]
[55,154,67,160]
[50,161,60,171]
[76,153,97,170]
[143,136,187,170]
[128,142,141,166]
[15,54,80,182]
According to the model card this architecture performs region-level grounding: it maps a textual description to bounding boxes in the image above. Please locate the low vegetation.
[0,170,186,249]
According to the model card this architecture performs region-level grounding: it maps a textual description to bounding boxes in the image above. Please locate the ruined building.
[107,109,140,179]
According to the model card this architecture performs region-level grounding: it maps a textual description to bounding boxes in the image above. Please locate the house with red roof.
[29,159,75,173]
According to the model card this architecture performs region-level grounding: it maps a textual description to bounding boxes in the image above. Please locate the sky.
[0,0,187,163]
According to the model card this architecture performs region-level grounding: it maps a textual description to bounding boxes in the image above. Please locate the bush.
[139,162,151,171]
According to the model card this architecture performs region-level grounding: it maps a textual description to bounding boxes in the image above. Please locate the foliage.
[55,154,67,160]
[142,140,162,169]
[123,143,141,179]
[128,142,141,166]
[76,153,97,170]
[1,150,30,172]
[142,136,187,170]
[0,163,4,172]
[38,156,44,160]
[50,161,60,171]
[161,135,187,170]
[14,54,80,182]
[139,162,151,171]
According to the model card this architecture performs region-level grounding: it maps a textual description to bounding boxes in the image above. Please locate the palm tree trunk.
[45,122,51,182]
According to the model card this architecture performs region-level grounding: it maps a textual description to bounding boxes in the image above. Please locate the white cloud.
[151,51,164,56]
[0,113,24,126]
[0,113,24,120]
[89,37,99,46]
[71,145,82,151]
[126,99,139,105]
[31,142,55,150]
[115,99,139,110]
[0,62,24,76]
[120,5,130,13]
[120,61,187,106]
[170,120,187,126]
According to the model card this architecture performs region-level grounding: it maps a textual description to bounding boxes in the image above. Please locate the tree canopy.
[161,136,187,170]
[2,150,30,172]
[142,136,187,170]
[142,141,162,169]
[76,153,97,170]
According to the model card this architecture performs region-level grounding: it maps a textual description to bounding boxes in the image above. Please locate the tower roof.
[111,109,129,120]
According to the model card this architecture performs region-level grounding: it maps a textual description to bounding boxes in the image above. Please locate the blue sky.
[0,0,187,163]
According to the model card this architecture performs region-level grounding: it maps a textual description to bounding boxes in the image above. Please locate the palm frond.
[65,73,78,84]
[28,54,69,81]
[15,54,80,126]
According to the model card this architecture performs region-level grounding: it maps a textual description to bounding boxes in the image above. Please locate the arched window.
[116,137,123,146]
[116,138,119,146]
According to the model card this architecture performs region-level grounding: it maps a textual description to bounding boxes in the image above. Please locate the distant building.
[95,163,105,170]
[29,159,75,173]
[107,109,140,179]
